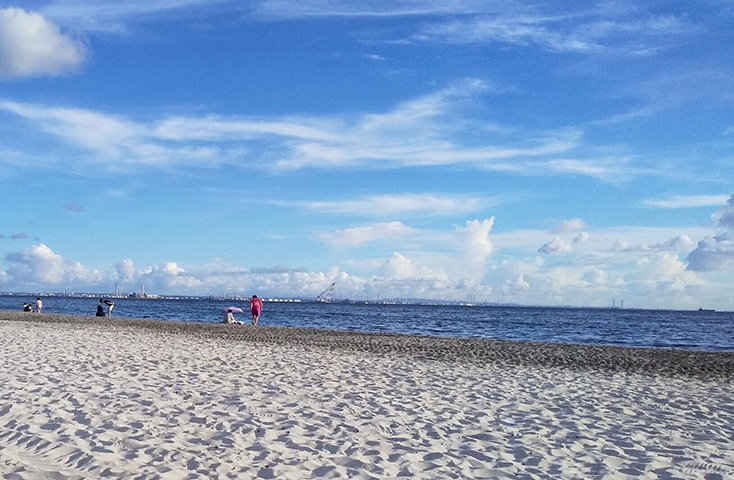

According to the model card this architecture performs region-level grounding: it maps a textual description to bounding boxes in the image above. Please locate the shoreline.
[2,310,733,380]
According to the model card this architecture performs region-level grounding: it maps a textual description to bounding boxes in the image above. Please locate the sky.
[0,0,733,309]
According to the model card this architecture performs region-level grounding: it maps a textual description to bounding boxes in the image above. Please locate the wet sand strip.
[2,311,732,380]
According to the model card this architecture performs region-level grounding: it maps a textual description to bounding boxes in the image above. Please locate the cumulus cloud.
[318,222,415,246]
[551,218,586,234]
[504,274,530,292]
[612,235,695,253]
[687,195,734,272]
[116,259,137,282]
[4,243,101,286]
[637,252,703,292]
[0,8,85,78]
[687,234,734,272]
[538,232,588,254]
[138,261,203,291]
[380,252,440,279]
[573,232,589,244]
[456,218,494,279]
[539,237,573,254]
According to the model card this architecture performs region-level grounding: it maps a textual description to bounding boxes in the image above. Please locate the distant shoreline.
[0,293,729,313]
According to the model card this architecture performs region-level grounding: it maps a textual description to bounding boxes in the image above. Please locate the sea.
[2,296,733,352]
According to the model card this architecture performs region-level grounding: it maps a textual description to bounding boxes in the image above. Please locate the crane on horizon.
[317,282,336,303]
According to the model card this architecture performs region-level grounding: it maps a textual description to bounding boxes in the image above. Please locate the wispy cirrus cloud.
[290,193,500,217]
[256,0,695,56]
[42,0,240,33]
[412,13,692,54]
[642,194,731,209]
[254,0,492,19]
[0,79,595,175]
[538,158,637,182]
[318,222,416,246]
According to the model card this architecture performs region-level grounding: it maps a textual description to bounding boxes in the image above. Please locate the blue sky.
[1,0,733,308]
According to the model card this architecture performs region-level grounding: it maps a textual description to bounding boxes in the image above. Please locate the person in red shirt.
[250,295,263,325]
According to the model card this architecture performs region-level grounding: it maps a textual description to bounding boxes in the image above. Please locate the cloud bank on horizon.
[1,1,734,309]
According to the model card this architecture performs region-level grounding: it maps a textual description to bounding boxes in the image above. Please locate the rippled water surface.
[2,296,733,351]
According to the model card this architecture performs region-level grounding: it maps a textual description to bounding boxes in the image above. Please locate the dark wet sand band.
[2,311,732,381]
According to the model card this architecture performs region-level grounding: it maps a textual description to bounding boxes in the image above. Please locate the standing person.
[100,298,114,317]
[35,297,43,313]
[250,295,263,325]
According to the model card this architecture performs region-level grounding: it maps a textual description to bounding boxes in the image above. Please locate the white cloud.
[4,243,101,286]
[1,80,588,174]
[318,222,415,246]
[0,101,236,167]
[139,261,204,291]
[687,233,734,272]
[642,194,730,209]
[0,8,85,78]
[42,0,238,33]
[116,259,137,282]
[539,232,588,254]
[635,252,704,293]
[255,0,486,19]
[573,232,589,244]
[541,158,633,182]
[538,237,573,254]
[492,225,711,254]
[612,234,695,253]
[717,195,734,229]
[506,274,530,291]
[295,193,496,217]
[412,14,691,54]
[380,252,440,279]
[687,194,734,272]
[1,234,732,308]
[456,218,494,279]
[255,1,692,58]
[551,218,586,234]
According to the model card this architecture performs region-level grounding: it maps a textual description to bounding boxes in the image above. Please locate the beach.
[1,312,733,479]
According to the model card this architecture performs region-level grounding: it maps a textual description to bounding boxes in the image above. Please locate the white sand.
[1,318,732,479]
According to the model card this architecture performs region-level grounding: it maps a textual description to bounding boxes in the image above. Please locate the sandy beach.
[1,312,732,479]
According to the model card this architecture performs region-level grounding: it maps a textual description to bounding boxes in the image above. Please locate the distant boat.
[698,308,715,312]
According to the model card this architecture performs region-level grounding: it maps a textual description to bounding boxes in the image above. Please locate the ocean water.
[2,296,733,352]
